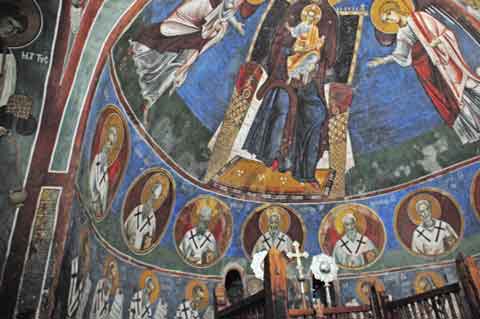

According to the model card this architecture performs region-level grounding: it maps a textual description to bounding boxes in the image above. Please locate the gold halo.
[258,205,291,234]
[99,112,125,167]
[414,272,445,294]
[246,0,266,5]
[140,172,170,211]
[190,197,221,226]
[334,206,367,235]
[103,256,120,296]
[301,4,322,24]
[355,277,385,305]
[407,193,442,225]
[370,0,414,34]
[185,280,209,311]
[139,270,161,304]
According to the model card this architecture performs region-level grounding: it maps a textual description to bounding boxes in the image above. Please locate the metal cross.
[287,241,309,281]
[287,241,310,309]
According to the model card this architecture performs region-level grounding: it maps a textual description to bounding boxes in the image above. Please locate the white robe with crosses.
[67,257,92,319]
[253,231,293,254]
[179,228,217,265]
[89,151,109,214]
[124,205,157,251]
[333,232,376,268]
[411,219,458,256]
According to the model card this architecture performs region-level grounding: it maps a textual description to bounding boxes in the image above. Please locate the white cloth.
[179,228,217,265]
[175,301,200,319]
[385,12,480,144]
[89,151,109,214]
[131,0,242,107]
[90,278,123,319]
[124,205,157,251]
[411,219,458,256]
[333,232,376,267]
[253,231,293,254]
[67,257,92,319]
[0,52,16,106]
[129,290,152,319]
[90,279,111,319]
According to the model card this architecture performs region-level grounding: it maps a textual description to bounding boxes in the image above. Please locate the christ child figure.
[286,3,325,85]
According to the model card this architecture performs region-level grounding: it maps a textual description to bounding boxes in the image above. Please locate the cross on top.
[287,241,309,281]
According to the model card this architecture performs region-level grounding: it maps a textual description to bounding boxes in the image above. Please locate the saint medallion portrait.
[174,196,232,268]
[128,270,168,319]
[121,168,175,255]
[90,255,123,319]
[394,189,463,258]
[413,271,446,294]
[355,277,384,305]
[1,0,42,49]
[88,105,130,221]
[175,280,212,319]
[241,204,306,259]
[318,204,386,270]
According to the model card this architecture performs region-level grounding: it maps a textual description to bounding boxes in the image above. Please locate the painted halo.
[185,280,210,311]
[174,196,233,268]
[470,170,480,221]
[318,203,386,270]
[394,188,463,258]
[121,168,175,255]
[241,204,306,259]
[355,277,385,305]
[139,270,161,304]
[88,105,130,222]
[414,271,446,294]
[102,255,121,296]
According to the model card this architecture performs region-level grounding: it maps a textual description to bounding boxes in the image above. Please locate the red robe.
[409,11,480,126]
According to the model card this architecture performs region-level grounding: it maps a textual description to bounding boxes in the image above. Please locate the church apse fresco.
[105,0,480,202]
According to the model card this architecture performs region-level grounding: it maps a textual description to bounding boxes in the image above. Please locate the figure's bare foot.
[309,181,321,190]
[271,159,279,171]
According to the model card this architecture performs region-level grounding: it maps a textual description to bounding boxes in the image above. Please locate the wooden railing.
[383,283,463,319]
[214,248,289,319]
[322,305,373,319]
[214,253,480,319]
[216,290,266,319]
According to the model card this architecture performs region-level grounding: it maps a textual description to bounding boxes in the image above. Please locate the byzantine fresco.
[0,0,59,277]
[241,204,306,259]
[55,199,477,319]
[174,196,233,268]
[55,0,480,315]
[121,168,175,255]
[394,189,463,258]
[88,105,130,221]
[318,203,386,270]
[97,0,480,202]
